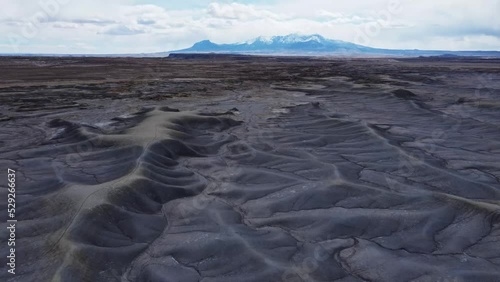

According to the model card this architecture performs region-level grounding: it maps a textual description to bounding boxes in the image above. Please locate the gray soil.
[1,55,500,281]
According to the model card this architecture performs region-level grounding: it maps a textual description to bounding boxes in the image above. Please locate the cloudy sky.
[0,0,499,54]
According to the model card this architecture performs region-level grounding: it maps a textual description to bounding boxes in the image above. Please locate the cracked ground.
[0,55,500,281]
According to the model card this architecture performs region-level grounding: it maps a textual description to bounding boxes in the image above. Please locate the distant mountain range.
[171,34,500,57]
[2,34,499,58]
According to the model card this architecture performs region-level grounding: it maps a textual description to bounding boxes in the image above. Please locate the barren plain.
[1,55,500,281]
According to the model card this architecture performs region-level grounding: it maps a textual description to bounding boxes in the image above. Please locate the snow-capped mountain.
[175,34,373,54]
[171,34,500,57]
[247,34,326,45]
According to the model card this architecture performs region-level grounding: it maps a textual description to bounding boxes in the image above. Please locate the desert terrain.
[1,55,500,281]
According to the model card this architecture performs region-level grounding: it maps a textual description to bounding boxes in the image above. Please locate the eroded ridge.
[2,102,500,282]
[0,107,242,281]
[155,103,500,281]
[227,104,500,281]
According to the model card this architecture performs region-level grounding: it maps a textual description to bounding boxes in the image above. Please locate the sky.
[0,0,499,54]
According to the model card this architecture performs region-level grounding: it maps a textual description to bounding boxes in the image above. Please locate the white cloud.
[100,25,145,36]
[0,0,498,53]
[207,2,282,20]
